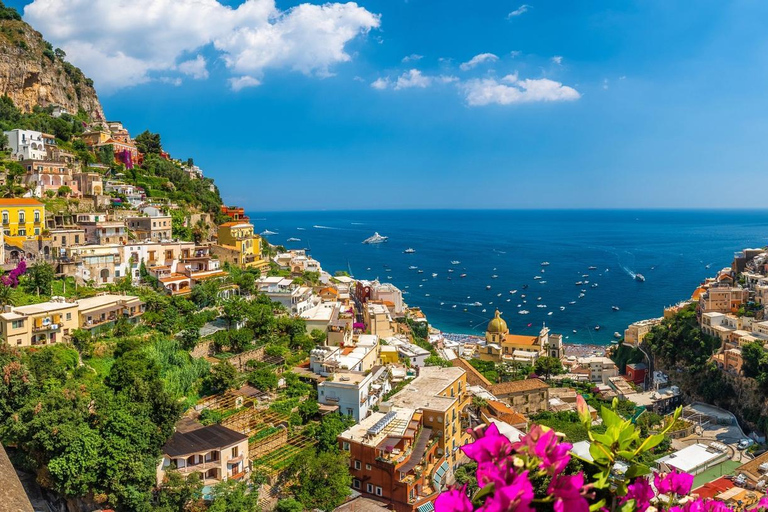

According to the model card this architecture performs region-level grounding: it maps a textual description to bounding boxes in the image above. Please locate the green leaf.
[618,500,637,512]
[589,499,607,512]
[639,433,666,453]
[589,442,613,465]
[624,463,651,479]
[601,406,621,429]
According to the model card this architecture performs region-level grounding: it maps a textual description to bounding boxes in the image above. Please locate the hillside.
[0,2,104,122]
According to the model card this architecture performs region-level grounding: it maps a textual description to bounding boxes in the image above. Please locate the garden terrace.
[250,433,317,476]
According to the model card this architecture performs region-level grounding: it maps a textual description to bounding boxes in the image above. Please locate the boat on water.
[578,293,585,298]
[448,269,454,273]
[635,273,646,282]
[460,273,467,278]
[418,270,424,274]
[260,230,278,236]
[612,305,620,311]
[594,325,601,331]
[482,309,486,313]
[286,237,301,242]
[541,262,550,266]
[472,302,483,307]
[588,266,597,270]
[560,306,566,311]
[432,273,438,277]
[537,304,547,308]
[491,275,499,279]
[409,266,418,270]
[548,312,553,316]
[486,285,492,290]
[591,283,598,288]
[614,332,622,339]
[519,310,529,315]
[362,232,388,244]
[533,275,542,280]
[404,248,416,254]
[510,290,517,294]
[452,305,457,308]
[569,301,576,305]
[451,260,461,265]
[575,281,583,285]
[539,280,547,284]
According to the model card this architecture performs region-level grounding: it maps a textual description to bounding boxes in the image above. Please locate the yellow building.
[0,198,45,239]
[479,310,546,364]
[379,344,399,364]
[0,299,79,347]
[210,222,268,272]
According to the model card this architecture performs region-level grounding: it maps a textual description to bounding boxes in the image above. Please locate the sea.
[247,210,768,345]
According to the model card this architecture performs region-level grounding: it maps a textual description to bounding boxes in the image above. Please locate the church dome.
[487,310,508,334]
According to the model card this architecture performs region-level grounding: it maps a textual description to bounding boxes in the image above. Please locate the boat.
[452,304,457,308]
[537,296,542,300]
[518,310,529,315]
[578,293,585,298]
[425,293,430,297]
[573,330,577,333]
[506,299,511,302]
[594,325,601,331]
[404,248,416,254]
[569,301,576,304]
[482,309,486,313]
[591,283,598,288]
[432,273,438,277]
[582,274,589,278]
[541,262,550,266]
[497,293,502,297]
[451,260,461,265]
[448,269,454,273]
[486,285,492,290]
[537,304,547,308]
[539,281,547,284]
[614,332,622,339]
[588,266,597,270]
[363,232,388,244]
[460,273,467,278]
[260,230,278,236]
[409,266,418,270]
[560,306,565,311]
[635,273,646,282]
[612,305,620,311]
[418,270,424,274]
[296,227,306,230]
[286,237,301,242]
[510,290,517,294]
[575,281,583,285]
[533,276,542,280]
[472,302,483,307]
[548,312,553,316]
[584,280,589,284]
[492,275,499,279]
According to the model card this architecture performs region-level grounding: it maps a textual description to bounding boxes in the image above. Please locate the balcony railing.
[32,323,60,333]
[176,461,219,474]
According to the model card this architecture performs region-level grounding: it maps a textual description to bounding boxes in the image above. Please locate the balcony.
[32,323,60,333]
[176,461,220,474]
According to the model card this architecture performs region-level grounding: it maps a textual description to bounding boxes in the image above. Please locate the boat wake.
[313,225,338,230]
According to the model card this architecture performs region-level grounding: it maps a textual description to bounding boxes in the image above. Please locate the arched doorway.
[100,268,110,283]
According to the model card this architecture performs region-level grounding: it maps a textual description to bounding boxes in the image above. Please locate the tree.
[0,284,14,307]
[247,368,278,391]
[135,130,163,155]
[534,356,563,380]
[57,185,73,197]
[154,469,203,512]
[97,144,114,166]
[207,479,258,512]
[222,296,247,329]
[742,341,765,379]
[425,355,452,367]
[205,361,238,394]
[298,398,319,424]
[179,327,200,350]
[290,450,352,510]
[275,498,304,512]
[24,261,55,295]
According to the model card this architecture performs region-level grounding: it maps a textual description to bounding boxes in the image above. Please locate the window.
[375,487,382,496]
[18,229,25,236]
[74,235,80,243]
[366,463,371,470]
[354,460,361,470]
[11,320,24,329]
[66,313,72,321]
[18,211,24,224]
[34,210,40,223]
[232,446,239,458]
[353,479,361,490]
[34,228,39,236]
[366,484,374,494]
[342,442,350,451]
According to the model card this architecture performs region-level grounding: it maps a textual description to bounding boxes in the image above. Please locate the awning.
[433,460,450,489]
[417,501,435,512]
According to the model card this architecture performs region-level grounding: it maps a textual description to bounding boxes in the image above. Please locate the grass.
[85,356,114,377]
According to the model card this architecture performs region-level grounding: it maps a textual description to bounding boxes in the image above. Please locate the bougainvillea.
[1,259,26,287]
[436,396,768,512]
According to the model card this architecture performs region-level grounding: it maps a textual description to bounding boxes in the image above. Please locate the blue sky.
[9,0,768,210]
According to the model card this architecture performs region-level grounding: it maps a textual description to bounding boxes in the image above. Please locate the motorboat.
[425,293,430,297]
[560,306,566,311]
[409,266,418,270]
[451,261,461,265]
[588,266,597,270]
[363,232,388,244]
[460,273,467,278]
[539,280,547,284]
[594,325,601,331]
[448,269,454,273]
[575,281,583,285]
[286,237,301,242]
[635,273,646,282]
[578,293,585,298]
[482,309,487,313]
[591,283,598,288]
[497,293,502,297]
[472,302,483,307]
[518,310,529,315]
[533,275,542,280]
[418,270,424,274]
[260,230,278,236]
[492,275,499,279]
[537,304,547,308]
[569,301,576,305]
[612,305,620,311]
[541,262,550,266]
[548,312,553,316]
[432,273,438,277]
[510,290,517,294]
[486,285,492,290]
[614,332,622,339]
[404,248,416,254]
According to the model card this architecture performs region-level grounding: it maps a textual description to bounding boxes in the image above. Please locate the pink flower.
[461,423,512,465]
[682,498,732,512]
[513,424,572,475]
[548,473,589,512]
[748,496,768,512]
[479,471,534,512]
[654,469,694,496]
[434,485,473,512]
[620,477,654,512]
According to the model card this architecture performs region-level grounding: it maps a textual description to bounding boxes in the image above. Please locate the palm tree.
[0,284,15,307]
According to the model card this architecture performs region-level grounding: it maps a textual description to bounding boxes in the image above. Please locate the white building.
[576,356,619,384]
[317,366,391,421]
[256,276,317,315]
[4,129,46,161]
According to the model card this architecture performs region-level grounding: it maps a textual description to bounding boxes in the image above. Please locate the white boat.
[537,304,547,308]
[569,301,576,305]
[539,281,547,284]
[260,229,278,236]
[575,281,583,285]
[409,266,418,270]
[451,260,461,265]
[492,275,499,279]
[472,302,483,307]
[448,269,454,273]
[506,299,511,302]
[482,309,486,313]
[486,285,491,290]
[541,262,550,266]
[440,302,444,306]
[612,305,620,311]
[548,312,553,316]
[578,293,585,298]
[404,248,416,254]
[418,270,424,274]
[533,276,542,280]
[635,273,646,282]
[452,305,457,308]
[432,273,438,278]
[510,290,517,294]
[363,232,388,244]
[560,306,565,311]
[425,293,430,297]
[518,310,529,315]
[588,266,597,270]
[460,273,467,278]
[594,325,601,331]
[286,237,301,242]
[591,283,598,288]
[584,280,590,284]
[614,332,622,339]
[497,293,502,297]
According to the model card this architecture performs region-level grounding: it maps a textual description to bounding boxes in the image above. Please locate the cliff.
[0,2,105,122]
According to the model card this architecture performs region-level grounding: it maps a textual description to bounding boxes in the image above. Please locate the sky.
[8,0,768,210]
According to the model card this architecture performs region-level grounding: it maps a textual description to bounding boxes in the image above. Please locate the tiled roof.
[0,198,44,206]
[490,378,549,396]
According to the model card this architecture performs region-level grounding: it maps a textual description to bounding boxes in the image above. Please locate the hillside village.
[4,3,768,512]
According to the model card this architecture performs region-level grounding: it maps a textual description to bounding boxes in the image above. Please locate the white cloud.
[370,69,457,91]
[370,77,390,90]
[551,55,563,65]
[158,77,182,86]
[402,54,423,63]
[178,55,209,80]
[24,0,380,93]
[459,53,499,71]
[460,74,581,106]
[510,50,522,58]
[602,78,609,90]
[507,4,530,17]
[229,75,262,91]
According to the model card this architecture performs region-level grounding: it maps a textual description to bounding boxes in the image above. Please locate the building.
[0,198,45,238]
[480,400,528,430]
[575,356,619,384]
[59,244,123,284]
[365,302,394,338]
[700,285,750,314]
[127,215,173,242]
[21,159,80,197]
[624,318,662,347]
[78,214,129,245]
[156,424,249,488]
[220,205,249,222]
[0,298,79,347]
[72,171,104,196]
[656,442,729,475]
[489,378,549,416]
[338,367,471,512]
[76,294,144,333]
[4,129,46,160]
[479,311,561,364]
[256,276,317,315]
[317,366,391,421]
[211,222,268,272]
[625,363,648,386]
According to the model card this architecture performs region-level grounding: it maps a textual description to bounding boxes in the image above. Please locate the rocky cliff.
[0,2,105,122]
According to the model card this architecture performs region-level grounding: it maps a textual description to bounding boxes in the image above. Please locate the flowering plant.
[436,397,768,512]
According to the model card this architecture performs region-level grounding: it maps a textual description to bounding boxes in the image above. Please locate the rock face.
[0,10,105,122]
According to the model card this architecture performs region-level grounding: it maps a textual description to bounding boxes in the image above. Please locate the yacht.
[612,305,620,311]
[460,273,467,278]
[533,275,542,280]
[472,302,483,307]
[432,273,438,277]
[569,301,576,305]
[363,232,388,244]
[541,262,550,266]
[409,266,418,270]
[518,310,529,315]
[510,290,517,294]
[588,266,597,270]
[575,281,583,286]
[451,260,461,265]
[404,248,416,254]
[260,230,278,236]
[635,273,646,282]
[286,237,301,242]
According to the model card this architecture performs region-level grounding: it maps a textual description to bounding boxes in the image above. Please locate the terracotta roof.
[693,477,734,500]
[483,400,528,426]
[490,378,549,396]
[452,358,492,387]
[504,334,539,346]
[0,198,44,206]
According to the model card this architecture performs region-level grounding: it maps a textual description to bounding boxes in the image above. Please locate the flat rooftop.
[77,294,142,311]
[339,407,415,447]
[388,367,465,412]
[657,443,727,473]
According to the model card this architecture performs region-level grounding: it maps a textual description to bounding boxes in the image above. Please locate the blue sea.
[247,210,768,345]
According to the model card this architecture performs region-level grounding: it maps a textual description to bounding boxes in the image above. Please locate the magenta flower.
[620,477,654,512]
[513,424,572,475]
[548,473,589,512]
[654,469,694,496]
[748,496,768,512]
[479,471,534,512]
[434,485,473,512]
[679,498,733,512]
[461,422,512,465]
